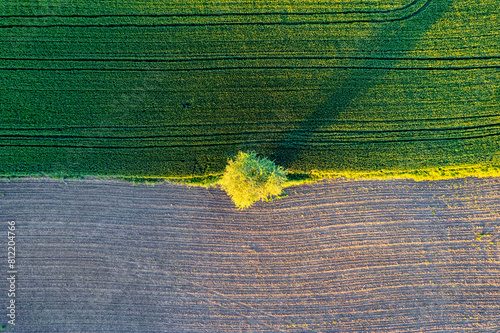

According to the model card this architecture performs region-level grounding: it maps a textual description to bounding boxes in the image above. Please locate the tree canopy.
[219,151,287,209]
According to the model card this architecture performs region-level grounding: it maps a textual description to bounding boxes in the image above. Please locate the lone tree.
[219,151,288,209]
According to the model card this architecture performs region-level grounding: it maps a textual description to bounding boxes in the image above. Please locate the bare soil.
[0,177,499,332]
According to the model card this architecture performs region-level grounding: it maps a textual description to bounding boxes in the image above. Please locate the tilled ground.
[0,177,499,332]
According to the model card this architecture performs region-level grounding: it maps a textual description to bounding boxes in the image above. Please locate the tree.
[219,151,288,209]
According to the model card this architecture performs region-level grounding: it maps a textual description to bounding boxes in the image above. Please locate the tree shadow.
[271,0,455,171]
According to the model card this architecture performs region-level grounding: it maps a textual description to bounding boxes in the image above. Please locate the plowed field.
[1,0,499,178]
[1,177,499,332]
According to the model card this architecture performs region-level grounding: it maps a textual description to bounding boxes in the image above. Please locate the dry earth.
[0,177,499,332]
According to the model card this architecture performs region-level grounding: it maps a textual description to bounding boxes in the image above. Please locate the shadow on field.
[271,0,454,170]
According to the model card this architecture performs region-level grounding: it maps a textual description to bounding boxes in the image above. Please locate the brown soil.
[0,177,499,332]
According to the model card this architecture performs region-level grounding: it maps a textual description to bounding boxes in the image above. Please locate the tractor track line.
[2,54,500,63]
[0,0,424,18]
[0,0,431,28]
[1,130,500,149]
[1,121,500,140]
[1,114,499,132]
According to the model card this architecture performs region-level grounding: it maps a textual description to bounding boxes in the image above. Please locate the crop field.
[1,176,499,332]
[0,0,499,179]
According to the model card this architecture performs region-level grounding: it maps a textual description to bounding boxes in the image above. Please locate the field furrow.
[1,177,499,332]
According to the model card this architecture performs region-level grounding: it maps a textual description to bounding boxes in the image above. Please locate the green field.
[1,0,499,180]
